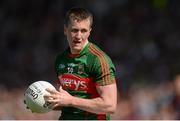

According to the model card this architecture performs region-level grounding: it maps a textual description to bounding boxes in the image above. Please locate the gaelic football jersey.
[55,42,116,120]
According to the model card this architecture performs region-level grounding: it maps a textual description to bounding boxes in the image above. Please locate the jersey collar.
[67,42,90,58]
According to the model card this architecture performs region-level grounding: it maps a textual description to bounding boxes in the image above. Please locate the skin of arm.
[45,83,117,114]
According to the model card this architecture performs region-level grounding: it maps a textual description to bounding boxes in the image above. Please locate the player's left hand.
[44,86,73,110]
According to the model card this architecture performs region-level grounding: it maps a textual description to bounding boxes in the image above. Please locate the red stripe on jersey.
[89,44,111,85]
[90,45,110,85]
[89,46,106,85]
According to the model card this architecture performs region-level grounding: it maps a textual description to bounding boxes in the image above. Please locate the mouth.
[73,41,81,45]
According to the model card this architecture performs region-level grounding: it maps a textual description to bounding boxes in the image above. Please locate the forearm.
[45,83,117,114]
[71,96,116,114]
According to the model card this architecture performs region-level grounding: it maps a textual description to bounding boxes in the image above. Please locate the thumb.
[59,86,63,92]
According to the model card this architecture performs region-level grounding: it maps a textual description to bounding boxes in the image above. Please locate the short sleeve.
[91,55,116,86]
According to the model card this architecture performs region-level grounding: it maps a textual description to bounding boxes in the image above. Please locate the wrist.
[69,96,77,107]
[69,96,74,106]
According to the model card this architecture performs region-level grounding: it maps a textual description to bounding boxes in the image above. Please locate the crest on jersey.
[78,64,84,74]
[67,63,75,73]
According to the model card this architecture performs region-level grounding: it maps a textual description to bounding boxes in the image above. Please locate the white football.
[24,81,56,113]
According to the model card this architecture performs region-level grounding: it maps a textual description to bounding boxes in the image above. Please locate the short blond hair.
[64,7,93,27]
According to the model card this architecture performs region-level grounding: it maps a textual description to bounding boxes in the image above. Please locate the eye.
[71,29,79,33]
[81,29,88,33]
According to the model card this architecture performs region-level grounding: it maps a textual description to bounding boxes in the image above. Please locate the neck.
[71,41,89,54]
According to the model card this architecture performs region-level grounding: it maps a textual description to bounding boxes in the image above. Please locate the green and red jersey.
[55,42,116,120]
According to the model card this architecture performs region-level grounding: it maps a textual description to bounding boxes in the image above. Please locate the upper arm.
[96,83,117,113]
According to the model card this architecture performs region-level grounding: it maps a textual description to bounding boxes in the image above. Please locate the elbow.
[105,103,117,114]
[108,105,116,114]
[102,98,117,114]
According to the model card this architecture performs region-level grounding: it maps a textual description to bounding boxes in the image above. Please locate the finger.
[46,88,57,94]
[52,103,61,110]
[46,96,61,104]
[44,101,53,109]
[45,98,56,104]
[44,95,50,100]
[44,95,55,100]
[44,93,52,97]
[59,86,63,92]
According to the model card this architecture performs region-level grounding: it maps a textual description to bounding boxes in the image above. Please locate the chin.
[72,47,81,53]
[73,46,81,50]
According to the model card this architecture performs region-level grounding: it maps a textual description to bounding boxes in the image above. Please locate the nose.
[75,31,81,39]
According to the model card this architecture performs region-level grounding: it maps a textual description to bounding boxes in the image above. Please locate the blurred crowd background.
[0,0,180,119]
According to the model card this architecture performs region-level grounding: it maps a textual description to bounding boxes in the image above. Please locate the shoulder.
[87,43,115,72]
[56,48,69,59]
[55,49,68,64]
[88,43,112,62]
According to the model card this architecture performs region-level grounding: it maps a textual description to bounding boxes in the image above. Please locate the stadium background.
[0,0,180,119]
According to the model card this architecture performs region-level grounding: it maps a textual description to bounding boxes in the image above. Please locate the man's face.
[64,18,91,54]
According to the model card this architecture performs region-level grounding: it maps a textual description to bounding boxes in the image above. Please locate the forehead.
[68,19,91,29]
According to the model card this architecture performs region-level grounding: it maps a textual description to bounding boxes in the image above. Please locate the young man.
[45,7,117,120]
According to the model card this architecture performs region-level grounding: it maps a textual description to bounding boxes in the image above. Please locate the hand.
[44,86,73,110]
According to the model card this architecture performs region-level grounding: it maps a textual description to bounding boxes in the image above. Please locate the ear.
[89,28,92,35]
[64,25,67,35]
[89,27,92,32]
